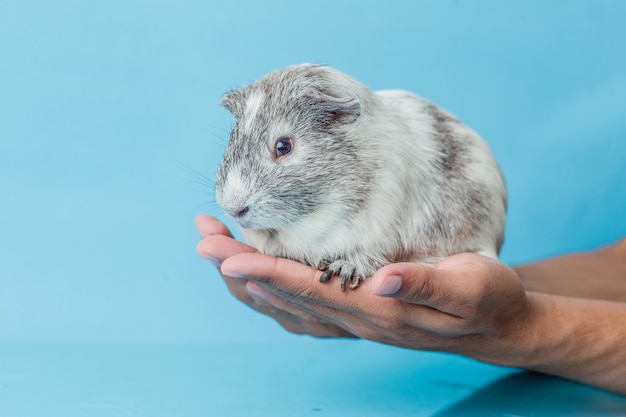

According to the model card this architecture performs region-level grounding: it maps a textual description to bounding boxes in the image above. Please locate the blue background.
[1,0,625,347]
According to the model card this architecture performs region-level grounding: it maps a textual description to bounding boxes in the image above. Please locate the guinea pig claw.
[318,260,363,291]
[318,259,331,270]
[340,275,363,292]
[341,275,362,291]
[348,276,363,290]
[319,270,333,283]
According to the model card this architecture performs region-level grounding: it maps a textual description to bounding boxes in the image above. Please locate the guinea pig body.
[215,64,507,291]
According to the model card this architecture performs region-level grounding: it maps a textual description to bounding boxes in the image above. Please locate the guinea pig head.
[214,64,366,231]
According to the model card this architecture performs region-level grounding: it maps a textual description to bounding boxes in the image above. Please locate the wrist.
[502,292,626,394]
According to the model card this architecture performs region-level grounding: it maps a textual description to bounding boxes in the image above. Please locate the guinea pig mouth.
[231,213,288,231]
[234,218,255,229]
[230,213,263,230]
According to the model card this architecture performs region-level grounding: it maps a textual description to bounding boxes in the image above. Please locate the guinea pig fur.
[215,64,507,291]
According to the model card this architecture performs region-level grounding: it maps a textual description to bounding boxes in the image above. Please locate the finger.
[222,254,472,339]
[195,215,234,238]
[220,252,381,313]
[218,264,334,330]
[275,314,356,338]
[245,282,356,338]
[220,274,301,326]
[246,270,469,339]
[231,279,324,335]
[370,262,471,316]
[196,234,257,266]
[222,275,354,338]
[246,281,324,323]
[221,252,320,291]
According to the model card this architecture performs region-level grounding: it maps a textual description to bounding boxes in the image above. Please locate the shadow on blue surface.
[435,372,626,417]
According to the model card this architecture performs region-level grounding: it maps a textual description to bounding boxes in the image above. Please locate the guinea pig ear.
[220,89,244,117]
[303,93,361,126]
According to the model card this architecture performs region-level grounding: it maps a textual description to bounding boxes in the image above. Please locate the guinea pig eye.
[274,137,293,158]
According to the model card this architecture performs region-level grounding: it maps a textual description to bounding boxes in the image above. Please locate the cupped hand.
[195,215,356,338]
[196,215,539,365]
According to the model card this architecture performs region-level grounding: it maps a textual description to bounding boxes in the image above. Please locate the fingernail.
[374,275,402,296]
[206,256,222,267]
[220,265,245,279]
[246,281,268,300]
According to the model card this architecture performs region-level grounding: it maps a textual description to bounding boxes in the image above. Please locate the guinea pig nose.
[235,206,249,217]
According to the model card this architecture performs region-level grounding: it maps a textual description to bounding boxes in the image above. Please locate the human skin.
[195,215,626,395]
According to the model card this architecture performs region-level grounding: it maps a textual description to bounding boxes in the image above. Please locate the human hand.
[196,216,626,394]
[195,215,356,338]
[196,215,537,365]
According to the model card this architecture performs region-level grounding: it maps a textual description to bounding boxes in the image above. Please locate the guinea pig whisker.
[195,124,231,146]
[176,161,216,190]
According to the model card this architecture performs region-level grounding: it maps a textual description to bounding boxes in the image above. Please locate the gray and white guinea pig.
[215,64,507,291]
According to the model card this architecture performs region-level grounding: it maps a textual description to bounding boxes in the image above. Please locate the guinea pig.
[215,64,507,291]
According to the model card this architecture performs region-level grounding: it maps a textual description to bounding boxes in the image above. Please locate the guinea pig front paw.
[318,259,365,292]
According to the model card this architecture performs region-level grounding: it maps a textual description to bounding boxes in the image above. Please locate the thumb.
[370,262,466,313]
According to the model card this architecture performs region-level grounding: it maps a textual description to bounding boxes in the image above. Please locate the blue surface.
[2,342,626,417]
[1,1,626,414]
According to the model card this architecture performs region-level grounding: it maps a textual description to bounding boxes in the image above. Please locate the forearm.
[510,292,626,395]
[513,239,626,301]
